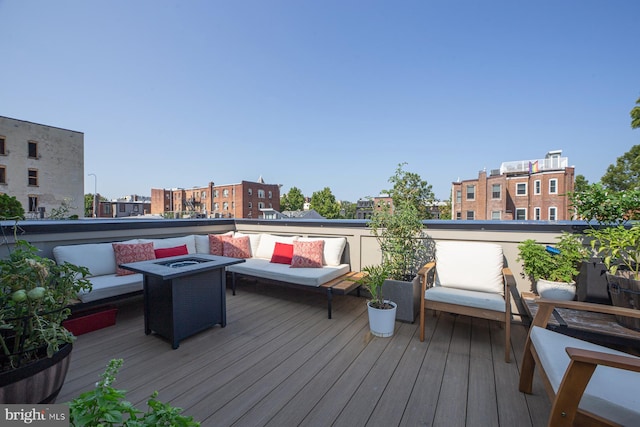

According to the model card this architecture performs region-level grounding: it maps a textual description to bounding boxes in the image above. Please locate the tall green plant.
[369,200,426,280]
[585,224,640,279]
[517,233,589,284]
[356,264,394,309]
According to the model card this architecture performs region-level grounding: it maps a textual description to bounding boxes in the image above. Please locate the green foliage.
[568,183,640,224]
[0,194,25,220]
[84,194,95,217]
[0,240,92,370]
[68,359,199,426]
[49,198,77,220]
[280,187,305,212]
[573,174,590,193]
[517,233,589,284]
[355,263,393,309]
[601,144,640,192]
[309,187,340,219]
[631,96,640,129]
[585,224,640,280]
[383,162,435,220]
[338,200,356,219]
[437,198,452,220]
[369,200,427,281]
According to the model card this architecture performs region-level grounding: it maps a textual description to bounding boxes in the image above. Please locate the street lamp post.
[88,173,97,218]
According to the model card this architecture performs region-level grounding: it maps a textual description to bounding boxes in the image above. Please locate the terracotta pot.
[0,343,72,404]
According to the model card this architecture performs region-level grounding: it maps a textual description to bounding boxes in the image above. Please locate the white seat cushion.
[530,326,640,426]
[227,258,349,287]
[424,286,506,312]
[78,273,143,302]
[435,241,505,295]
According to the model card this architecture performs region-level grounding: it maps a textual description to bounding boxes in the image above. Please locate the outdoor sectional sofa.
[52,232,353,316]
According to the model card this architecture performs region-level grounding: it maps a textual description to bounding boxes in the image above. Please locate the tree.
[0,194,25,220]
[574,174,590,193]
[280,187,305,212]
[339,201,357,219]
[631,96,640,129]
[601,145,640,192]
[438,198,452,220]
[309,187,341,219]
[383,163,435,219]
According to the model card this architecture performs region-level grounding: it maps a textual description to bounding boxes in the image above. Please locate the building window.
[28,169,38,186]
[231,201,235,209]
[268,191,272,199]
[534,207,541,220]
[201,191,206,198]
[549,207,557,221]
[466,210,475,220]
[0,166,5,184]
[549,179,558,194]
[223,202,229,210]
[119,204,126,212]
[248,188,253,196]
[214,202,219,211]
[515,208,527,220]
[491,211,501,220]
[133,205,139,212]
[223,189,229,197]
[258,202,265,209]
[455,190,461,203]
[534,180,541,195]
[516,183,527,196]
[466,185,475,201]
[258,189,265,198]
[214,190,219,197]
[0,136,5,155]
[248,202,252,209]
[491,184,501,199]
[28,196,38,212]
[104,204,112,215]
[28,141,38,159]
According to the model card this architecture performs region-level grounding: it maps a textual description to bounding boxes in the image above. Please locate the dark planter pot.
[607,272,640,331]
[576,258,611,304]
[0,343,72,404]
[382,276,420,323]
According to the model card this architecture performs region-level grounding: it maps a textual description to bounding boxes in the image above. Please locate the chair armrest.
[418,262,435,276]
[418,262,436,294]
[532,298,640,328]
[566,347,640,373]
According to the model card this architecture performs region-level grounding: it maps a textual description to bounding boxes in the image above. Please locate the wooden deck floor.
[57,283,551,427]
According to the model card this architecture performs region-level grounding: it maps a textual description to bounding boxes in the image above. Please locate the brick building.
[452,150,575,221]
[151,179,280,219]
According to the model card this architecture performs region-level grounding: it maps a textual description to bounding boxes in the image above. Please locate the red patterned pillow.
[154,244,188,259]
[290,240,324,268]
[113,242,156,276]
[270,242,294,264]
[223,236,251,259]
[209,233,233,256]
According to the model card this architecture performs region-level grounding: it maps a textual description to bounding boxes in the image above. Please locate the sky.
[1,0,638,203]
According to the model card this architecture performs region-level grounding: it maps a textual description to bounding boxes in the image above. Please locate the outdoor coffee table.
[120,254,245,349]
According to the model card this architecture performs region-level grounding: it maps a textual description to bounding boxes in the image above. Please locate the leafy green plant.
[517,233,589,284]
[0,194,25,220]
[585,224,640,279]
[68,359,199,426]
[0,239,91,370]
[355,263,394,309]
[568,183,640,224]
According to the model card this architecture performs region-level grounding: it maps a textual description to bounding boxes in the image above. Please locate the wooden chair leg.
[420,298,426,341]
[519,340,536,394]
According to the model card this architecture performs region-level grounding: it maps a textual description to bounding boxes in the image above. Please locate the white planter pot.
[536,279,576,301]
[367,300,397,337]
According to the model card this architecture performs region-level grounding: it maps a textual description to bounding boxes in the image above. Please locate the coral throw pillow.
[270,242,294,264]
[291,240,324,268]
[209,233,233,256]
[154,244,188,259]
[223,236,251,259]
[113,242,156,276]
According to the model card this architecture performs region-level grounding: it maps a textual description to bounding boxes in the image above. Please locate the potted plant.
[517,233,589,301]
[0,239,92,403]
[585,223,640,330]
[357,263,397,337]
[369,199,428,323]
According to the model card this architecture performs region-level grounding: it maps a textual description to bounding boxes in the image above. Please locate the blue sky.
[1,0,638,202]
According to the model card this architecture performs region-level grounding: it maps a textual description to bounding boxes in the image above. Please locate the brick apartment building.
[452,150,575,221]
[151,179,281,219]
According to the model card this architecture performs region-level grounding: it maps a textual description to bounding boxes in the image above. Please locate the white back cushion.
[253,234,298,259]
[435,241,504,295]
[139,235,197,254]
[298,237,346,266]
[53,242,121,277]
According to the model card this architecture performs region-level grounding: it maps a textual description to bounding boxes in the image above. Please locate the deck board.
[57,284,551,426]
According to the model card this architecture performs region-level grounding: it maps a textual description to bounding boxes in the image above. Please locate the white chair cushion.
[253,234,298,259]
[139,235,197,254]
[297,237,347,266]
[435,241,504,295]
[530,326,640,426]
[424,286,506,312]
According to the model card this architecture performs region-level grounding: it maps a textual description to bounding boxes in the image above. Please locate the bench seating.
[519,298,640,426]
